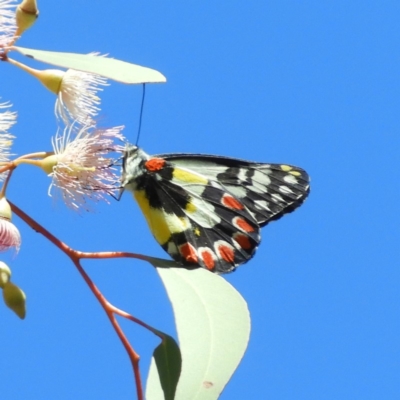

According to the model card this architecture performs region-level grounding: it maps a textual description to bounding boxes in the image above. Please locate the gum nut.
[3,282,26,319]
[0,261,11,288]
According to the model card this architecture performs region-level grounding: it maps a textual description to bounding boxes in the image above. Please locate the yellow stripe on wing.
[133,190,189,245]
[172,167,208,184]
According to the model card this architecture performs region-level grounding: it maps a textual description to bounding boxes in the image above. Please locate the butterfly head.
[121,144,150,192]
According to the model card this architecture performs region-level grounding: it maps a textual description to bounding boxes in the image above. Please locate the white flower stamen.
[47,124,125,211]
[55,59,108,127]
[0,0,17,48]
[0,101,16,181]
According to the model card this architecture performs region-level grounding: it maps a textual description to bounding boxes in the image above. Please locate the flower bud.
[32,69,65,94]
[3,281,26,319]
[6,58,64,95]
[40,154,59,175]
[15,0,39,36]
[0,196,12,220]
[0,197,22,252]
[0,261,11,288]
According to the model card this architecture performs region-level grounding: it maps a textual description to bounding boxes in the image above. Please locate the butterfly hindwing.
[161,173,261,272]
[122,146,310,273]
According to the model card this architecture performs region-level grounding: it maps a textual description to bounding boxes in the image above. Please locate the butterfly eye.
[122,152,128,169]
[122,146,138,168]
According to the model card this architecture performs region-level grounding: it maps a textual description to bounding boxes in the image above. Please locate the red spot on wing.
[234,217,255,233]
[145,158,166,172]
[199,248,215,271]
[217,242,235,263]
[179,243,198,263]
[233,233,252,250]
[222,194,244,210]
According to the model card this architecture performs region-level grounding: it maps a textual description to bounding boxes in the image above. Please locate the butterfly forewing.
[122,146,310,273]
[157,153,310,226]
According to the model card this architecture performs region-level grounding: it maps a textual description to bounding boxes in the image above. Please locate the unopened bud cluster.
[0,198,24,318]
[0,186,24,318]
[0,261,26,319]
[0,100,23,318]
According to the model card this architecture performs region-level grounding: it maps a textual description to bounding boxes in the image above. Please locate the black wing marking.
[156,153,310,226]
[160,176,261,273]
[136,161,261,273]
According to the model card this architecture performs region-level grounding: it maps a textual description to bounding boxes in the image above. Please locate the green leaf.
[153,332,182,400]
[145,261,251,400]
[12,46,166,84]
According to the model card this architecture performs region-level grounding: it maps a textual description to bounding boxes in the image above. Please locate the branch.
[8,200,170,400]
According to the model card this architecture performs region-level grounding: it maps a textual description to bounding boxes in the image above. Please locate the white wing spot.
[259,167,272,175]
[164,213,190,233]
[184,196,221,228]
[224,184,247,199]
[283,174,298,184]
[237,168,248,181]
[248,181,267,194]
[253,170,271,185]
[279,185,294,194]
[249,170,271,194]
[271,193,285,202]
[182,183,206,196]
[167,241,178,256]
[254,199,270,211]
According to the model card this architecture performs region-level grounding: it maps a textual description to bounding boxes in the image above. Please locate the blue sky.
[1,1,399,399]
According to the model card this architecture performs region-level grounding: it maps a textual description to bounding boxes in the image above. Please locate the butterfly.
[121,145,310,274]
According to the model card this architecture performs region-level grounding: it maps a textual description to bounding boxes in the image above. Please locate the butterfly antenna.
[135,83,146,146]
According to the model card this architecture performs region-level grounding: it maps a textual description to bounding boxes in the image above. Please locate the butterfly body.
[122,145,310,273]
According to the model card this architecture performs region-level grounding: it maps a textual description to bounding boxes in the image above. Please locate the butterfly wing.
[123,147,310,273]
[156,153,310,226]
[128,158,261,273]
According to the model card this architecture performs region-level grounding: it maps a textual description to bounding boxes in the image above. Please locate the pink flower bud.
[0,197,21,252]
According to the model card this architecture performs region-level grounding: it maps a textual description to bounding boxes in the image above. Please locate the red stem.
[72,258,144,400]
[9,200,148,400]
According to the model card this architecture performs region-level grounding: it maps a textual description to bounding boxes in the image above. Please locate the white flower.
[0,101,16,134]
[0,101,16,181]
[43,124,124,211]
[55,65,108,127]
[0,0,17,49]
[0,261,11,287]
[6,54,108,127]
